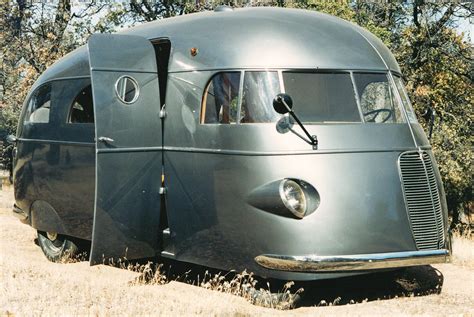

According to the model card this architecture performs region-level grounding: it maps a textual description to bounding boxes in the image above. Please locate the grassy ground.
[1,185,473,316]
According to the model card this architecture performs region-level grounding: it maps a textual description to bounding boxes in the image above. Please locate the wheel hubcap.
[46,232,58,241]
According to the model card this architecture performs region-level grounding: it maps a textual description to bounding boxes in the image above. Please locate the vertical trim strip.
[278,70,285,93]
[350,71,364,122]
[236,70,245,124]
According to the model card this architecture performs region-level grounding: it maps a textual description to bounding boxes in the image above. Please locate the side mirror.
[421,107,436,140]
[272,93,318,149]
[6,135,17,144]
[276,115,294,134]
[421,106,434,122]
[273,93,293,114]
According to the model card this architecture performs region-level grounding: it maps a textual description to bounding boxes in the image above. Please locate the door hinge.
[161,228,175,258]
[160,104,166,119]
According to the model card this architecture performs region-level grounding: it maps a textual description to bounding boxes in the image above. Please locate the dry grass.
[197,270,303,310]
[62,252,304,310]
[451,231,474,269]
[97,231,473,311]
[125,262,303,310]
[58,251,89,264]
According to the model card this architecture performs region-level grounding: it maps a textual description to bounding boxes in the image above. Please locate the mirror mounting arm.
[280,97,318,149]
[6,135,17,144]
[421,106,437,140]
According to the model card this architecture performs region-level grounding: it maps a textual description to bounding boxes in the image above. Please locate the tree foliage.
[0,0,472,226]
[0,0,112,134]
[355,1,473,228]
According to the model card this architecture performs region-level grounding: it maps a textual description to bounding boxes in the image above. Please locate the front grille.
[399,151,445,250]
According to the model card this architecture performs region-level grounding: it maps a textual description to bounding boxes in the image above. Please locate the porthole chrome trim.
[114,75,140,104]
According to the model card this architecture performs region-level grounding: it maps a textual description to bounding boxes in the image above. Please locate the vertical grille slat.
[399,151,445,250]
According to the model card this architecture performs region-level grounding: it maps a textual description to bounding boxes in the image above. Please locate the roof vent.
[214,5,233,12]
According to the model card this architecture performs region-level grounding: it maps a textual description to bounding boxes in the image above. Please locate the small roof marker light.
[214,5,233,12]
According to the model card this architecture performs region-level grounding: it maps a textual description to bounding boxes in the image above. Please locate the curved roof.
[34,7,400,87]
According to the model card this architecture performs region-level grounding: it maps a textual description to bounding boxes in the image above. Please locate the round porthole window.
[115,76,139,104]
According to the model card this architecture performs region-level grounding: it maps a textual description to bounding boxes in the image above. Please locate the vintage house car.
[9,7,451,280]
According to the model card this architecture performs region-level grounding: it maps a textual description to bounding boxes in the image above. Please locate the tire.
[37,230,79,262]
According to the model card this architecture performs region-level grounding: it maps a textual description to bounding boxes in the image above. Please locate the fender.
[30,200,66,235]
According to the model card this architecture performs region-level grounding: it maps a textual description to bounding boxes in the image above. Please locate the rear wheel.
[37,230,79,262]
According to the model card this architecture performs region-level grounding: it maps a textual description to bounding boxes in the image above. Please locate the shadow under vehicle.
[8,7,451,281]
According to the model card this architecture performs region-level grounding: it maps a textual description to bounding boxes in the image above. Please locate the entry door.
[88,34,162,264]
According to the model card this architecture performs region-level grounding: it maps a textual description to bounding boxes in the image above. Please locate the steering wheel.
[363,108,393,123]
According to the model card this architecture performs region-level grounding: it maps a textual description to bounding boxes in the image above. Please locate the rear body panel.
[14,78,95,240]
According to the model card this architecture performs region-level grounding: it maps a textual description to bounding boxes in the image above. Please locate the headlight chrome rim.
[279,179,307,218]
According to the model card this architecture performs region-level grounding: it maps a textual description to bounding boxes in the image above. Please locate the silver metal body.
[12,7,450,280]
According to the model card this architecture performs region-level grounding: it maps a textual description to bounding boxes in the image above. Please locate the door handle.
[98,136,114,143]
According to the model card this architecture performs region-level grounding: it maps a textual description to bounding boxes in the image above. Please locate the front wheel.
[37,231,79,262]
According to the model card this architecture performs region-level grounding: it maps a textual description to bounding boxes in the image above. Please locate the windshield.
[353,73,405,123]
[201,71,408,124]
[241,71,281,123]
[283,72,361,123]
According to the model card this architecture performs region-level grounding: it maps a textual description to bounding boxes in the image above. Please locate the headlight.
[246,178,319,219]
[279,179,307,218]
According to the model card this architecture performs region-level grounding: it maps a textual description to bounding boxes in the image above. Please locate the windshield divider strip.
[278,70,285,93]
[350,71,365,122]
[236,70,245,124]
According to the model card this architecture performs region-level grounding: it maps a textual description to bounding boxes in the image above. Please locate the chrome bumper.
[255,249,450,272]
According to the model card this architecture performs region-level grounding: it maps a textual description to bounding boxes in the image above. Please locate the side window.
[393,76,418,123]
[24,84,52,123]
[201,72,241,124]
[353,73,405,123]
[68,85,94,123]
